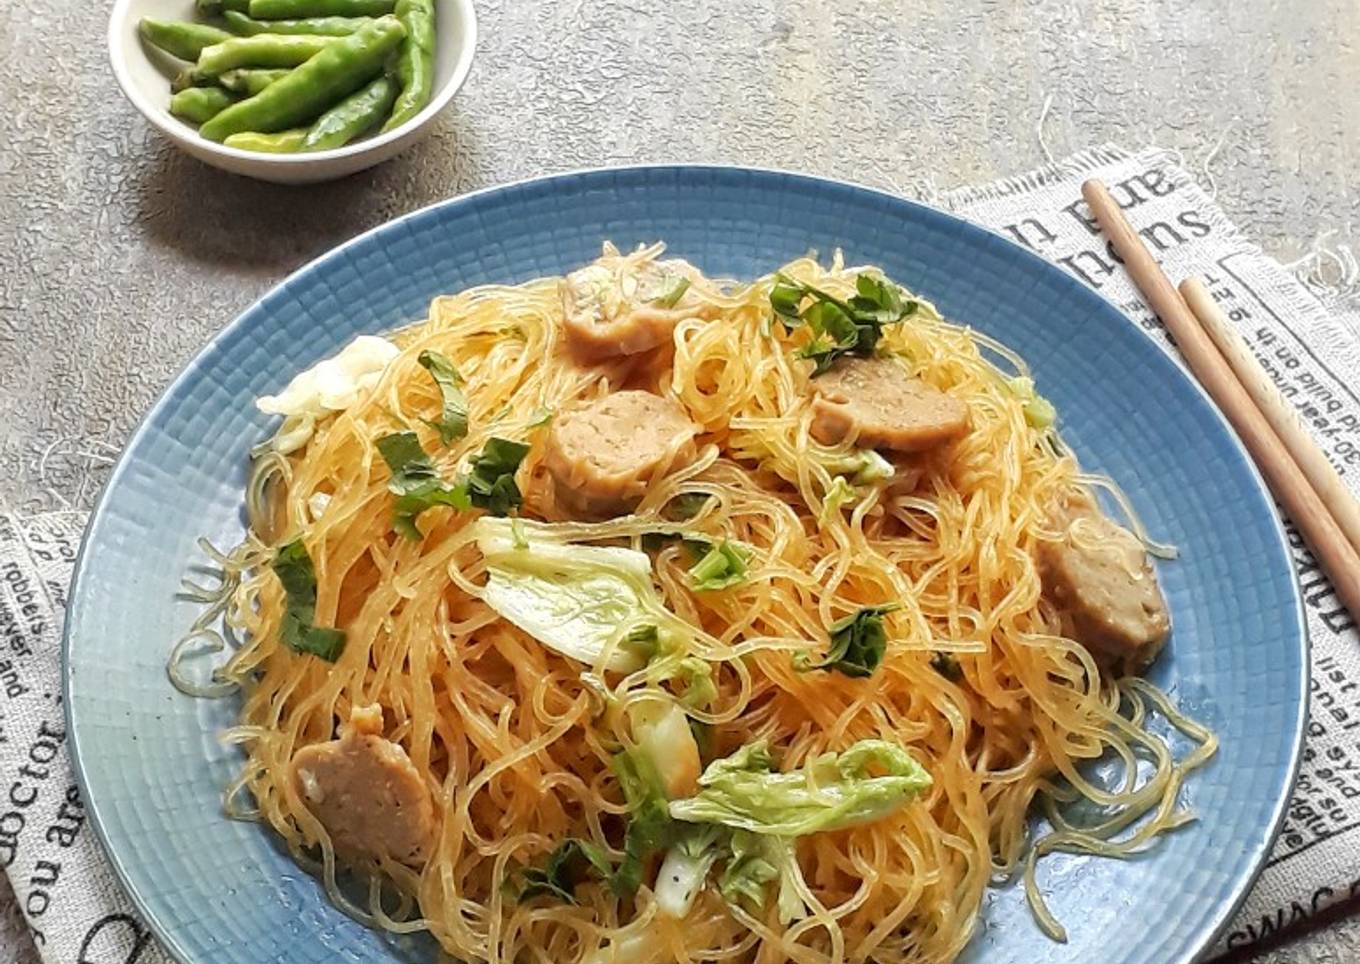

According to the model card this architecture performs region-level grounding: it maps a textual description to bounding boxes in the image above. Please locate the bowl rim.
[62,164,1309,964]
[107,0,477,165]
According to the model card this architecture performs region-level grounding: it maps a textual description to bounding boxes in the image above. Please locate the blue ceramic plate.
[65,167,1306,964]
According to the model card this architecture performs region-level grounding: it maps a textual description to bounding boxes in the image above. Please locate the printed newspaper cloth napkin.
[2,145,1359,963]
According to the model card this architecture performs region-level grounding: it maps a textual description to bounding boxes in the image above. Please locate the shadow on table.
[129,107,485,275]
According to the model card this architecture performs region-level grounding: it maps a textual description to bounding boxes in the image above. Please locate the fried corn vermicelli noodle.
[172,244,1216,963]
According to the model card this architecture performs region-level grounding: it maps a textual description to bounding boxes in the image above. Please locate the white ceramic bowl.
[109,0,476,184]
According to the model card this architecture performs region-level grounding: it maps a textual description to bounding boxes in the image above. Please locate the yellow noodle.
[183,243,1215,963]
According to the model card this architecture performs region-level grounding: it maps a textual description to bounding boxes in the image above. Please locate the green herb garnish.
[377,432,469,539]
[652,276,692,309]
[796,604,898,678]
[377,433,528,538]
[417,350,469,444]
[518,838,613,903]
[376,432,440,493]
[687,539,752,592]
[771,273,917,375]
[1007,376,1057,429]
[465,437,531,515]
[663,492,714,522]
[611,751,676,897]
[272,539,346,662]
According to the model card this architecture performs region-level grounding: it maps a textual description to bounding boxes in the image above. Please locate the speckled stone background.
[0,0,1356,961]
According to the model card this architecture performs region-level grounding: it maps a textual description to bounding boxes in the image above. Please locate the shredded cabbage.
[473,518,671,672]
[256,335,399,453]
[669,739,931,836]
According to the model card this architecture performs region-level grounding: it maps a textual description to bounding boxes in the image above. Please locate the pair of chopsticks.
[1082,180,1360,623]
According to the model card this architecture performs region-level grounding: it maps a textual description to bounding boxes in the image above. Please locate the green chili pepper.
[223,10,374,36]
[171,67,216,93]
[249,0,395,17]
[223,128,309,152]
[139,19,234,61]
[302,74,398,150]
[169,87,241,125]
[218,67,294,95]
[197,34,340,75]
[381,0,435,132]
[197,0,251,14]
[199,15,406,142]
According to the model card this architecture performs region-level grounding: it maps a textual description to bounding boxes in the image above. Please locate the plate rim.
[62,163,1309,964]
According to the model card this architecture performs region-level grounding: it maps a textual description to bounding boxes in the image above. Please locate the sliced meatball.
[289,705,435,866]
[561,254,713,360]
[544,391,698,518]
[809,356,970,453]
[1037,511,1171,675]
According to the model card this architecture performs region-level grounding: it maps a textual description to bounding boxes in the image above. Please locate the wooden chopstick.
[1180,277,1360,562]
[1081,178,1360,623]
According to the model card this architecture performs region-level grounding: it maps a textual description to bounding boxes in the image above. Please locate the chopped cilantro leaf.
[796,604,898,678]
[518,838,613,903]
[770,272,918,375]
[272,539,345,662]
[417,350,469,445]
[465,437,531,515]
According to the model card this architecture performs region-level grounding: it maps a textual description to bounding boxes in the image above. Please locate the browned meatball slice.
[288,705,435,866]
[561,256,712,360]
[1037,511,1171,675]
[809,356,970,453]
[544,391,698,518]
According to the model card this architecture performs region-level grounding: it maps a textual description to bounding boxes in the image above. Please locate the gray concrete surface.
[1,0,1357,961]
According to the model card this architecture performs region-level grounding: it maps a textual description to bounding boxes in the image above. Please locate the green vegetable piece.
[930,651,964,683]
[768,280,806,322]
[377,431,439,492]
[611,751,676,897]
[518,838,612,903]
[1007,376,1056,429]
[662,492,713,522]
[719,832,806,924]
[723,832,805,919]
[687,539,752,592]
[218,67,293,95]
[848,273,912,323]
[223,128,308,152]
[772,272,918,376]
[669,739,932,837]
[197,0,252,15]
[224,9,374,35]
[718,830,779,908]
[169,87,241,125]
[652,276,691,309]
[465,437,530,515]
[171,66,215,93]
[797,603,897,678]
[139,18,233,62]
[250,0,396,17]
[302,74,399,151]
[271,539,346,661]
[381,0,436,132]
[199,15,405,141]
[673,656,717,709]
[473,518,663,671]
[655,825,722,918]
[196,33,339,75]
[416,350,469,444]
[376,432,467,539]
